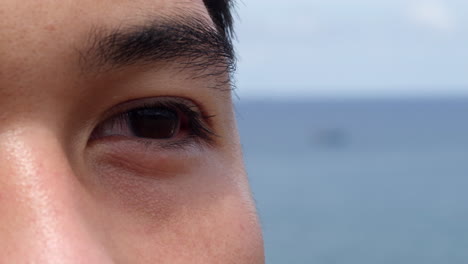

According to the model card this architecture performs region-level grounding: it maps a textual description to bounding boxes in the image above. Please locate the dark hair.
[203,0,235,39]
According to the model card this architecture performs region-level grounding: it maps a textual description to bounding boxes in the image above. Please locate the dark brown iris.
[128,108,179,139]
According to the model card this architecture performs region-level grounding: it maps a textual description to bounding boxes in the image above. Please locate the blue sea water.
[236,98,468,264]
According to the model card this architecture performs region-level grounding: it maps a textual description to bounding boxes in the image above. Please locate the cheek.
[193,189,264,263]
[109,169,263,263]
[84,141,217,220]
[83,143,263,262]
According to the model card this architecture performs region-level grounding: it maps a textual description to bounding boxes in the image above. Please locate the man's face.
[0,0,264,262]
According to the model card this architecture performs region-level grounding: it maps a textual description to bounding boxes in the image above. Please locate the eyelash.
[90,98,217,148]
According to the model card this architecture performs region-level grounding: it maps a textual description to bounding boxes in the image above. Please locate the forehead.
[0,0,208,22]
[0,0,210,63]
[0,0,214,94]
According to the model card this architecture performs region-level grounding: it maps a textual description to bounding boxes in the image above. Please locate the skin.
[0,0,264,263]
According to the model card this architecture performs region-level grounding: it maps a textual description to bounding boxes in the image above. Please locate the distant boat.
[313,128,349,149]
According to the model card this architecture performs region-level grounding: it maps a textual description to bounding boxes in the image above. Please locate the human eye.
[89,97,215,148]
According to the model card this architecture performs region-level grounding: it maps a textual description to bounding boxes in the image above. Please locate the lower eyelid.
[88,138,204,177]
[89,133,207,152]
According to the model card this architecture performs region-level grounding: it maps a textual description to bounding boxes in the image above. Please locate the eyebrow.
[80,16,235,83]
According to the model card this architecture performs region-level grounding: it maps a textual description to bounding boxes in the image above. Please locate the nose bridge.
[0,128,112,262]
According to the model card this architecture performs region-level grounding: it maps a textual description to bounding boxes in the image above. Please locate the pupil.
[128,108,179,139]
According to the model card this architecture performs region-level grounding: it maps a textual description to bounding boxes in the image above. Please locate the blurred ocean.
[236,98,468,264]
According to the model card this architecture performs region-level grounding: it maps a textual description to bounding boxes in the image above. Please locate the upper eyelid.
[95,97,200,124]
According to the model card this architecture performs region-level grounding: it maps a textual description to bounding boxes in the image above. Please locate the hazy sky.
[234,0,468,98]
